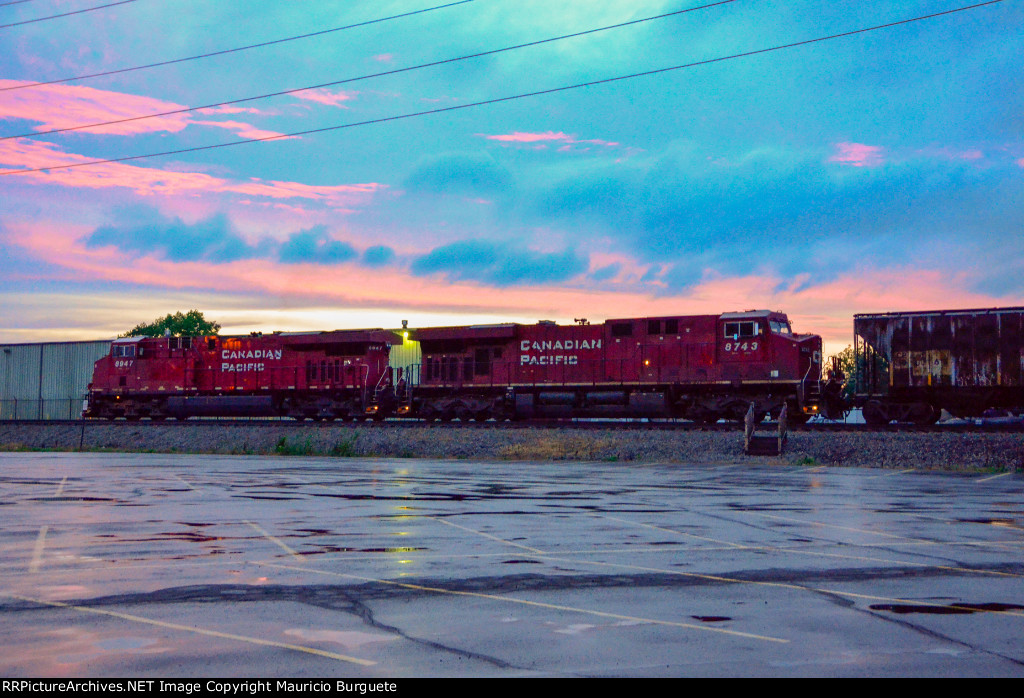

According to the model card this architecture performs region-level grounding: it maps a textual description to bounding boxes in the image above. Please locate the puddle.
[691,615,732,622]
[870,602,1024,615]
[957,518,1017,525]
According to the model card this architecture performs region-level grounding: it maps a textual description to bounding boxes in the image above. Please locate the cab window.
[769,320,792,335]
[724,322,758,339]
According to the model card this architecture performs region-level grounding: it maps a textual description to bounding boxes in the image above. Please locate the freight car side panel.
[854,307,1024,419]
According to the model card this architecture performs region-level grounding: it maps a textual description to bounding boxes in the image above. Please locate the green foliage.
[829,344,889,399]
[274,436,315,456]
[121,310,221,338]
[329,437,358,457]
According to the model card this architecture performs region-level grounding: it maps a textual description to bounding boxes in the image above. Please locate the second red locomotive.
[403,309,824,422]
[84,329,398,420]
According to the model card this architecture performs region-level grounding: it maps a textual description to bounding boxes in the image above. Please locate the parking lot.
[1,451,1022,677]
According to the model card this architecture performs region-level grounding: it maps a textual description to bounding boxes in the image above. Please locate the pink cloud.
[373,54,394,62]
[482,131,620,150]
[829,142,885,167]
[485,131,572,143]
[0,79,285,139]
[0,138,384,206]
[190,120,293,141]
[195,106,265,116]
[293,89,356,107]
[0,79,193,136]
[1016,158,1024,168]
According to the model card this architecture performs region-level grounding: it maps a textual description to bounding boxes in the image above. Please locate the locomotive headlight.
[643,359,650,366]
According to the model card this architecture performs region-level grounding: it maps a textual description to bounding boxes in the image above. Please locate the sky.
[1,0,1022,356]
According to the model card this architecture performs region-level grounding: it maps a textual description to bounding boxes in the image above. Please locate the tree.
[121,310,221,338]
[828,344,889,400]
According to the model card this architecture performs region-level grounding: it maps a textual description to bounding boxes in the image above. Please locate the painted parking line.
[28,526,48,574]
[592,514,749,549]
[864,468,916,479]
[54,476,67,497]
[514,553,1024,620]
[428,517,547,554]
[754,512,933,544]
[2,592,375,666]
[257,562,789,644]
[976,471,1015,483]
[244,521,304,562]
[594,513,1024,580]
[173,474,197,491]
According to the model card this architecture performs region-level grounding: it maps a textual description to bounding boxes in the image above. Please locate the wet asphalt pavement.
[1,452,1022,677]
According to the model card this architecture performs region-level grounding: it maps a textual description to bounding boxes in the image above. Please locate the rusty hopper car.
[84,329,399,420]
[854,307,1024,425]
[403,310,824,422]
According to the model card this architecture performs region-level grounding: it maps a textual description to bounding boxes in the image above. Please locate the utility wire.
[1,0,739,140]
[0,0,46,8]
[0,0,141,28]
[1,0,477,91]
[0,0,1007,177]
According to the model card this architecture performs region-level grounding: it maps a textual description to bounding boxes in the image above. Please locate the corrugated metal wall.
[0,340,112,419]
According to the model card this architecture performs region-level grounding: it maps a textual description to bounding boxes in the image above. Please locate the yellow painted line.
[2,592,375,666]
[865,468,916,479]
[588,514,1023,579]
[54,476,67,497]
[244,521,303,562]
[516,554,1024,619]
[257,562,788,644]
[28,526,48,574]
[755,512,932,544]
[173,474,196,491]
[976,471,1015,483]
[428,517,546,554]
[594,514,748,549]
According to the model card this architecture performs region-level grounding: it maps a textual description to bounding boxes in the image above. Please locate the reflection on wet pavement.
[0,453,1022,677]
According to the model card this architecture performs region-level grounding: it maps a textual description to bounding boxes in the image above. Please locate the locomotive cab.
[717,310,823,418]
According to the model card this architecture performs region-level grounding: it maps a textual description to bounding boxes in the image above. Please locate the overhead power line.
[0,0,141,29]
[1,0,739,141]
[0,0,46,8]
[1,0,477,91]
[0,0,1007,177]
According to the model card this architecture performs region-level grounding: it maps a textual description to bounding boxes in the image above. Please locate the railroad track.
[3,418,1023,433]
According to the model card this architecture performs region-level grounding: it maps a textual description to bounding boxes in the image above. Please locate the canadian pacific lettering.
[520,337,600,366]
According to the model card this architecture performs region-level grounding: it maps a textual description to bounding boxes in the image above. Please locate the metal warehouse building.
[1,340,113,420]
[1,331,423,421]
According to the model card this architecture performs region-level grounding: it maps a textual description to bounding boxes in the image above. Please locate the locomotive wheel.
[862,400,889,426]
[909,403,939,426]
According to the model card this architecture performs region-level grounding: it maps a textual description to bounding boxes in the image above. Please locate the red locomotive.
[404,310,824,422]
[84,329,398,420]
